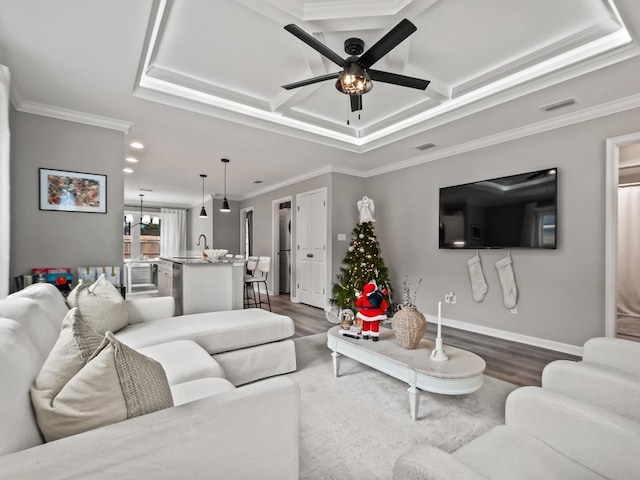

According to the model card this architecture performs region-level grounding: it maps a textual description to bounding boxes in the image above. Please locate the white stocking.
[495,253,517,309]
[467,253,488,302]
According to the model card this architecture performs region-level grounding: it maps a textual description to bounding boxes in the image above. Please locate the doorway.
[605,132,640,339]
[272,196,292,298]
[240,206,254,258]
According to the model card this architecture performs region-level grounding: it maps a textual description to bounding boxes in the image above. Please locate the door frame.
[604,131,640,337]
[239,206,254,258]
[272,195,293,299]
[295,186,330,310]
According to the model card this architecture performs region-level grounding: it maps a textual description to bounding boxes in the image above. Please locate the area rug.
[290,333,518,480]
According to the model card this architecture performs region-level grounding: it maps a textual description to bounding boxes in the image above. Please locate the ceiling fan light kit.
[282,18,429,112]
[336,63,372,95]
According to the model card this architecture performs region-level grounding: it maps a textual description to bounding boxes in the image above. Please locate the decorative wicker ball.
[392,307,427,350]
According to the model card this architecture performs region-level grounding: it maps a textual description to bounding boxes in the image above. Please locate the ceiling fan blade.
[284,24,345,67]
[368,69,430,90]
[350,95,362,112]
[282,72,340,90]
[359,19,417,68]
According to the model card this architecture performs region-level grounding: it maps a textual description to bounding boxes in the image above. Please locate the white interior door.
[296,188,327,308]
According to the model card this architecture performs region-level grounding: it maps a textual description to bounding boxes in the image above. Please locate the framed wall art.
[39,168,107,213]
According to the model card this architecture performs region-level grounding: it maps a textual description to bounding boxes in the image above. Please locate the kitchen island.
[159,255,244,315]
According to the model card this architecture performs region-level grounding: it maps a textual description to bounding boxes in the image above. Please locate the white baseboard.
[429,315,583,357]
[290,296,300,303]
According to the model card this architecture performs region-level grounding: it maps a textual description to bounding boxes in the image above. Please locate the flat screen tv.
[439,168,557,249]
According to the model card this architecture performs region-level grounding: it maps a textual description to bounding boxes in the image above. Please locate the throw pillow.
[66,274,128,334]
[30,308,104,437]
[32,331,173,442]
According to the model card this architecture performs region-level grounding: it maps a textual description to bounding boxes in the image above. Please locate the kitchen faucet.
[197,234,209,249]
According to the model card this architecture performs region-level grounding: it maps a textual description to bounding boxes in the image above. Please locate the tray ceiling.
[136,0,631,152]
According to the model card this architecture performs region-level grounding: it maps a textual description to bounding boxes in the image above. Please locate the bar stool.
[243,256,260,308]
[244,256,271,311]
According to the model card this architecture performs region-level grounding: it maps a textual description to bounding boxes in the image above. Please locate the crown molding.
[238,91,640,202]
[15,100,132,133]
[239,164,363,201]
[366,91,640,178]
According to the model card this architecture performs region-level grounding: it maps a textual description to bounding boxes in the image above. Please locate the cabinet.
[157,261,173,297]
[159,257,244,315]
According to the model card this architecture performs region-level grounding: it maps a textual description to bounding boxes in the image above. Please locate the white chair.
[542,337,640,422]
[244,256,260,308]
[244,256,271,311]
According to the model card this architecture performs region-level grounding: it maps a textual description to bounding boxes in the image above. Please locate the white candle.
[437,301,442,338]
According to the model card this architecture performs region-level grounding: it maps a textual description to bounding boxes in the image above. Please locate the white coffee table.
[327,326,486,420]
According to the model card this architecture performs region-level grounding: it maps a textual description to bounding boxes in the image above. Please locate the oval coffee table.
[326,326,486,420]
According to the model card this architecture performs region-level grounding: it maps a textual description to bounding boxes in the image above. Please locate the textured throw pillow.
[67,274,128,334]
[32,331,173,442]
[30,308,104,440]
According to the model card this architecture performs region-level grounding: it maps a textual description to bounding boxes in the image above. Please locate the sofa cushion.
[137,340,226,385]
[170,377,236,406]
[32,331,173,442]
[0,319,45,455]
[67,274,128,334]
[454,425,603,480]
[31,308,104,417]
[115,308,295,354]
[0,297,59,360]
[8,283,68,332]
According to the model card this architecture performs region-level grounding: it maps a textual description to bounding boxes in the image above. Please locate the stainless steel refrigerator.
[278,204,291,294]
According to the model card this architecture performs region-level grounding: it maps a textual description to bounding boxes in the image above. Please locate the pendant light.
[220,158,231,213]
[199,174,208,218]
[124,194,159,235]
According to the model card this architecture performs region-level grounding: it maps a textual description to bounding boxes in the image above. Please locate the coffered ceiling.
[2,0,640,206]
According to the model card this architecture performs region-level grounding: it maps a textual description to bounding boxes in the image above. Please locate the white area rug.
[290,333,518,480]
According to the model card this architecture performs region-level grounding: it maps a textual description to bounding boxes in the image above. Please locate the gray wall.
[186,197,240,254]
[331,174,367,293]
[212,198,240,252]
[9,109,124,287]
[241,108,640,347]
[187,197,213,252]
[239,173,334,295]
[369,108,640,347]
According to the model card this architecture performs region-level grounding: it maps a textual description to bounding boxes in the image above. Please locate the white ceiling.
[2,0,640,207]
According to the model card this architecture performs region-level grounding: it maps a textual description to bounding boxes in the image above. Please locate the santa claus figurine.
[355,280,388,341]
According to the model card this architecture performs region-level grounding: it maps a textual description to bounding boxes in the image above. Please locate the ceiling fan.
[282,19,430,112]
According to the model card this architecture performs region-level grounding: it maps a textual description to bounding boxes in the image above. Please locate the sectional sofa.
[0,282,300,479]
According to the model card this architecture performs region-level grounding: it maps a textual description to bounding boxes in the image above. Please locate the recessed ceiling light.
[123,168,134,173]
[252,180,263,184]
[130,141,144,149]
[126,157,139,163]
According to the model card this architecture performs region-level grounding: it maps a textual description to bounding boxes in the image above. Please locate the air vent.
[416,142,436,151]
[140,188,153,192]
[539,98,576,112]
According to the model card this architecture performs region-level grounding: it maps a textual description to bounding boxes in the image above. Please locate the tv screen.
[439,168,557,249]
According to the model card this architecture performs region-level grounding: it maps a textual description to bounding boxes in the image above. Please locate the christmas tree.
[331,221,391,311]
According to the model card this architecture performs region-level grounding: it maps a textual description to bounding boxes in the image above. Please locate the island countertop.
[160,256,242,265]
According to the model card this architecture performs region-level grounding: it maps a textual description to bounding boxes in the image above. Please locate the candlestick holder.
[430,337,449,362]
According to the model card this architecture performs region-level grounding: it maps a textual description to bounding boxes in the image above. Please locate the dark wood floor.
[267,293,580,387]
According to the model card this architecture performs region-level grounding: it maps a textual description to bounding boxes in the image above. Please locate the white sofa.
[392,386,640,480]
[542,337,640,422]
[0,283,300,479]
